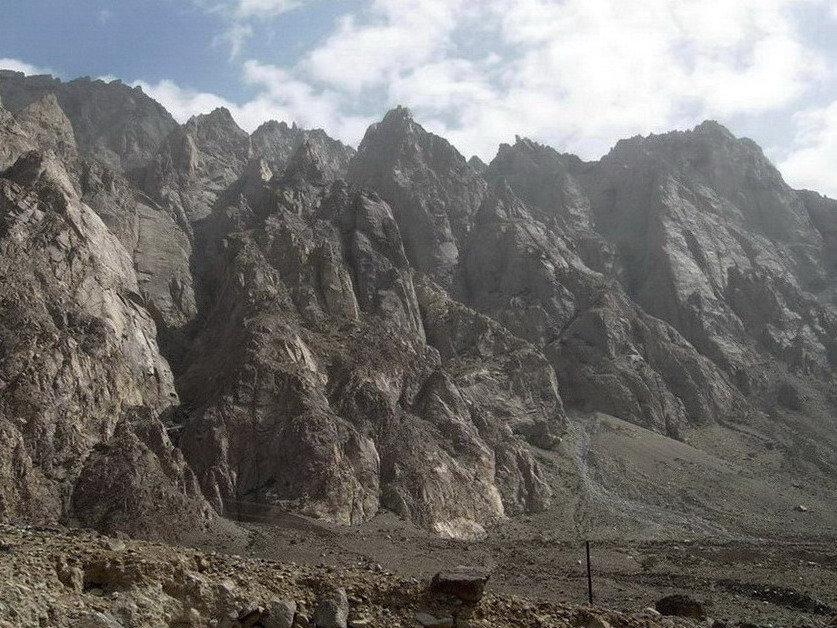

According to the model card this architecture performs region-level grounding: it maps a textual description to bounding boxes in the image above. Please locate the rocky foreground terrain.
[0,69,836,626]
[5,523,832,628]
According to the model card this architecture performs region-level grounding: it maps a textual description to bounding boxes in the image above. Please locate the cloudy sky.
[2,0,835,195]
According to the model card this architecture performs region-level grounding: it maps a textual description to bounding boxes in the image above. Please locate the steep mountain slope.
[482,130,837,478]
[0,111,212,537]
[347,106,487,286]
[251,119,356,179]
[0,72,835,543]
[0,70,177,172]
[172,144,560,538]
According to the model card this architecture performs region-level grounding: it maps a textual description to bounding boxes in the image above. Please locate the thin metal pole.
[586,540,593,605]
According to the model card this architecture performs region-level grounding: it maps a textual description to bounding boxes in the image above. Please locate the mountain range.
[1,69,836,543]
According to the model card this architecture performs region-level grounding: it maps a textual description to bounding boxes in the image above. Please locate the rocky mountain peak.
[279,139,327,184]
[0,71,178,171]
[468,155,487,173]
[597,120,816,243]
[604,120,752,166]
[14,93,76,151]
[692,119,736,140]
[251,117,355,180]
[348,108,487,284]
[382,104,414,124]
[185,107,249,147]
[0,70,62,111]
[353,106,427,161]
[2,69,837,555]
[485,135,590,229]
[189,106,239,129]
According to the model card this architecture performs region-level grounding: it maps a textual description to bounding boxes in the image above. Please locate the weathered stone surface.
[142,106,252,225]
[464,170,743,436]
[312,588,348,628]
[415,612,454,627]
[430,566,491,603]
[0,70,178,171]
[251,119,355,180]
[579,121,835,390]
[347,106,486,285]
[13,93,76,153]
[3,68,837,543]
[167,140,559,536]
[71,408,213,537]
[263,599,297,628]
[0,102,211,539]
[74,611,123,628]
[0,105,36,170]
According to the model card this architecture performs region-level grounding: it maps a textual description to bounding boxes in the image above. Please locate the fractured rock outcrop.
[2,70,837,540]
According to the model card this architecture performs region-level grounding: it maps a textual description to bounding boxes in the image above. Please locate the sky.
[1,0,836,196]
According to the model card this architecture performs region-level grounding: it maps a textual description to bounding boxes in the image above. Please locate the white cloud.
[131,79,239,124]
[780,101,837,197]
[241,60,374,139]
[261,0,827,161]
[437,0,825,157]
[235,0,302,17]
[195,0,303,16]
[132,67,374,145]
[213,23,254,58]
[124,0,836,195]
[0,58,55,76]
[195,0,308,56]
[303,0,472,92]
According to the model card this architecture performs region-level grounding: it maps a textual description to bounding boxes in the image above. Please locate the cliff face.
[0,147,211,536]
[347,107,487,286]
[1,72,836,540]
[0,71,178,172]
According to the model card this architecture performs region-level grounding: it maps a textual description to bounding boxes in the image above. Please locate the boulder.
[238,606,265,628]
[415,613,454,627]
[312,588,348,628]
[74,612,123,628]
[431,567,491,603]
[655,594,705,619]
[263,599,296,628]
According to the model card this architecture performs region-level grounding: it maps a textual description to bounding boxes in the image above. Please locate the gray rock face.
[0,105,36,171]
[252,120,355,180]
[0,71,177,172]
[347,106,486,285]
[581,122,832,387]
[313,588,348,628]
[415,612,454,627]
[475,126,837,439]
[143,107,252,225]
[174,145,557,535]
[263,599,296,628]
[460,172,742,435]
[3,71,837,541]
[0,145,210,534]
[71,408,212,538]
[12,94,77,154]
[431,566,491,603]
